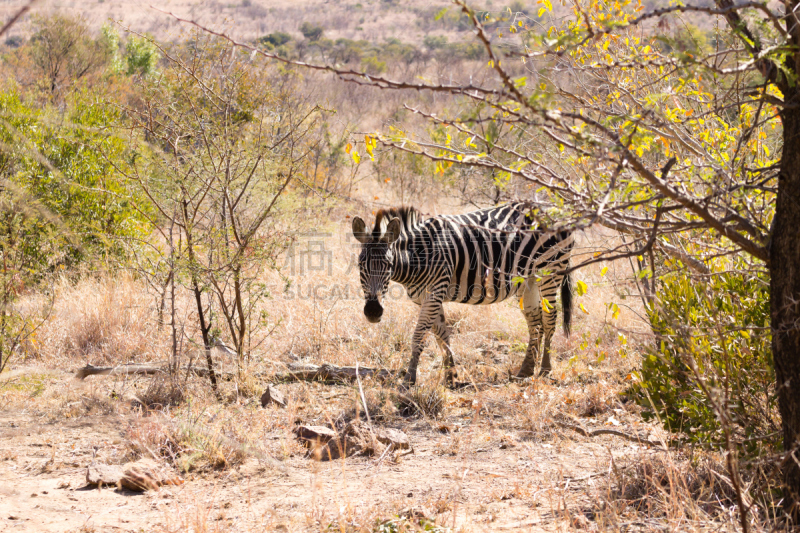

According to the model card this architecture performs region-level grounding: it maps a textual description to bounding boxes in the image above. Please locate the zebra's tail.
[561,269,573,337]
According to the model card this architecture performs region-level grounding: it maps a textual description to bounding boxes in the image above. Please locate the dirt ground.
[0,371,659,533]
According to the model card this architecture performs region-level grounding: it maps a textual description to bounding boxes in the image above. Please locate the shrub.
[633,259,779,455]
[124,35,160,76]
[258,32,291,50]
[361,55,387,75]
[299,22,324,42]
[423,35,448,50]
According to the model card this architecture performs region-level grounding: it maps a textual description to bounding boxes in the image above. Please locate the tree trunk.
[771,105,800,522]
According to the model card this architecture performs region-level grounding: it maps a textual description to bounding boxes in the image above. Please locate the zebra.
[351,202,574,387]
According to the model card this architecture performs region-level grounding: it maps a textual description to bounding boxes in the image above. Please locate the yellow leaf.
[575,279,588,296]
[580,303,589,314]
[352,150,361,164]
[364,135,376,161]
[600,266,608,277]
[345,143,352,154]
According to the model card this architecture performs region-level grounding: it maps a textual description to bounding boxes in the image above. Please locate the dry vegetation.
[0,0,784,531]
[0,226,772,532]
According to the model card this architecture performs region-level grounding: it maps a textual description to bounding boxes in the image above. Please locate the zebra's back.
[393,204,572,306]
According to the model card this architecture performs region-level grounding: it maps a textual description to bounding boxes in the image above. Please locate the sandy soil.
[0,386,652,532]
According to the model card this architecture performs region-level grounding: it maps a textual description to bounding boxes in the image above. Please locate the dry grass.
[0,213,778,532]
[20,274,167,366]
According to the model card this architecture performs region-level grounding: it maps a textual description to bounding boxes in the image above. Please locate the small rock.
[120,467,161,492]
[121,460,183,491]
[294,425,343,460]
[295,423,411,461]
[373,427,410,450]
[317,435,361,461]
[294,425,336,444]
[260,385,286,408]
[87,461,182,492]
[86,464,124,487]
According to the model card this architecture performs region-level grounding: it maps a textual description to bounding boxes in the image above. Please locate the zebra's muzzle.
[364,298,383,323]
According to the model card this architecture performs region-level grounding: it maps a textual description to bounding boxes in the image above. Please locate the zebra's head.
[352,215,402,323]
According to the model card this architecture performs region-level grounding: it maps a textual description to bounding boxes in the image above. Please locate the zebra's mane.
[371,206,421,239]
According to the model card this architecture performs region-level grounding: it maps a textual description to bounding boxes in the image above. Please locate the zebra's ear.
[381,217,402,244]
[352,216,370,244]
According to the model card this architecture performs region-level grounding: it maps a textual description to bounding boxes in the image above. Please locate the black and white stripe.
[352,203,574,386]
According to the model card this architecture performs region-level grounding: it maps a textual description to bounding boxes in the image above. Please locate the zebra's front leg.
[431,306,458,387]
[404,298,442,387]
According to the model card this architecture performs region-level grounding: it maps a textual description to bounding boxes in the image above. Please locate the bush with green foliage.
[633,258,779,456]
[125,35,160,76]
[258,32,292,50]
[423,35,448,50]
[299,22,324,42]
[361,55,387,75]
[0,88,148,268]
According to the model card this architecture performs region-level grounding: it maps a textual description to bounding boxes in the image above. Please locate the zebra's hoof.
[538,367,552,377]
[515,367,535,379]
[401,373,416,390]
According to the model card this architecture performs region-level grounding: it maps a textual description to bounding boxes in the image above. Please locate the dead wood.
[75,364,165,380]
[273,363,394,384]
[85,461,183,491]
[294,422,411,461]
[74,363,224,380]
[75,362,393,384]
[556,421,664,447]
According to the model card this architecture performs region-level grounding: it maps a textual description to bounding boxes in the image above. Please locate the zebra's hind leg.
[431,305,458,387]
[517,277,543,378]
[536,275,561,376]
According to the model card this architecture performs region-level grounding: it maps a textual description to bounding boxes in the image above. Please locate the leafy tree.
[121,34,327,389]
[28,14,112,96]
[299,22,324,42]
[423,35,448,50]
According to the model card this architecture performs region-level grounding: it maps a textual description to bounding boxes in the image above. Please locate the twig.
[0,0,37,39]
[355,361,372,425]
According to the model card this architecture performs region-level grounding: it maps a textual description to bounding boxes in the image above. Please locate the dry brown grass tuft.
[21,275,167,366]
[593,450,775,531]
[125,413,250,472]
[397,382,447,419]
[133,375,186,411]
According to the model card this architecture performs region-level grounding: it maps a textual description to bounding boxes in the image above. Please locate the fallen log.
[75,362,394,384]
[75,364,164,380]
[273,363,395,384]
[74,363,218,380]
[556,421,664,447]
